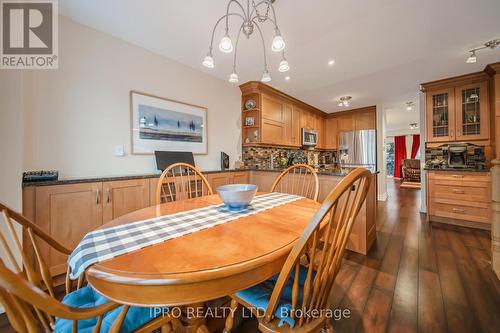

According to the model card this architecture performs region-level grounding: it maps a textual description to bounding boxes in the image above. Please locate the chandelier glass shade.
[203,0,288,83]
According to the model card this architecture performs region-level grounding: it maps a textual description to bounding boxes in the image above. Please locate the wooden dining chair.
[0,202,181,333]
[270,164,319,201]
[156,162,213,205]
[223,168,372,333]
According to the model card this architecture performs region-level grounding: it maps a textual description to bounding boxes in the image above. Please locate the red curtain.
[411,134,420,159]
[394,136,407,178]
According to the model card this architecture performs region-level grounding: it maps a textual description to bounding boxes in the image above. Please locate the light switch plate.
[114,145,125,157]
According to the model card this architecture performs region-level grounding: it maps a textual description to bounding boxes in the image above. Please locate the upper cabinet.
[456,82,489,141]
[354,111,376,130]
[337,114,355,132]
[324,117,338,150]
[423,73,490,143]
[240,82,330,149]
[426,88,455,142]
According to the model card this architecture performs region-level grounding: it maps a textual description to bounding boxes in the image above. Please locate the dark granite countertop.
[423,168,490,173]
[23,167,378,187]
[22,169,244,187]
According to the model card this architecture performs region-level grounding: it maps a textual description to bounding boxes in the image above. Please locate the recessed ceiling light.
[328,59,335,66]
[285,76,290,81]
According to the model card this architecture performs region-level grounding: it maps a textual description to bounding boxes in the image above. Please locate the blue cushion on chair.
[235,265,315,328]
[54,286,160,333]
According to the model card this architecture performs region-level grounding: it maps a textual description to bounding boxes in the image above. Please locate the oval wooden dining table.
[85,192,321,332]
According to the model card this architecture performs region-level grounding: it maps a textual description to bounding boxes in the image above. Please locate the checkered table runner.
[68,192,303,279]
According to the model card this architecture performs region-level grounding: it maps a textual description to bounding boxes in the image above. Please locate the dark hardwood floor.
[1,179,498,333]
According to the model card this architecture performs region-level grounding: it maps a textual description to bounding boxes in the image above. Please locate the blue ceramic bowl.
[216,184,258,211]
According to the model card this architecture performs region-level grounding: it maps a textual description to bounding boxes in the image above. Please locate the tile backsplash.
[242,146,337,169]
[424,143,486,169]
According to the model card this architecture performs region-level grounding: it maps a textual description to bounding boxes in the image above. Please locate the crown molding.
[239,81,326,117]
[485,62,500,76]
[420,71,489,92]
[326,105,376,118]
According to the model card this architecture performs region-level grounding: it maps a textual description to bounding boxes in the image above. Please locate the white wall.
[0,72,24,210]
[23,17,242,178]
[376,105,387,201]
[0,71,25,313]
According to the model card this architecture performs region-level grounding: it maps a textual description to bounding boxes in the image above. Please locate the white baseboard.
[377,192,388,201]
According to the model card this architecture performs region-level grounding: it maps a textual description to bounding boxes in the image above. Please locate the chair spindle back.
[0,203,89,332]
[264,168,372,328]
[156,163,213,205]
[270,164,319,201]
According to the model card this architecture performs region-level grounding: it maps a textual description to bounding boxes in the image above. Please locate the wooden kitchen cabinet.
[261,94,287,145]
[232,171,249,184]
[355,111,376,130]
[455,81,489,141]
[423,73,490,143]
[427,171,491,227]
[103,179,150,223]
[207,172,231,190]
[426,88,456,142]
[337,114,355,132]
[32,182,103,276]
[324,117,338,149]
[240,82,326,148]
[300,109,315,129]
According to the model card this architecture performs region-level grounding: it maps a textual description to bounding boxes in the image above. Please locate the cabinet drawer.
[428,172,490,184]
[428,198,490,224]
[429,183,490,202]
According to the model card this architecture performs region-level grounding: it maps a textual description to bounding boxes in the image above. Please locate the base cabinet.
[427,171,491,227]
[32,182,103,276]
[206,171,249,191]
[103,179,150,223]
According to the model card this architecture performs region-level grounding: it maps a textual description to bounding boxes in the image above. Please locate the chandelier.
[202,0,289,83]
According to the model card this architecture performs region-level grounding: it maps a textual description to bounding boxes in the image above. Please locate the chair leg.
[223,299,239,333]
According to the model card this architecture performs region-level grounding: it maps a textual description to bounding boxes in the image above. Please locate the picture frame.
[130,91,208,155]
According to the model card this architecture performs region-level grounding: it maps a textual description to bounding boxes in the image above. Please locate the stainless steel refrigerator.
[338,130,376,171]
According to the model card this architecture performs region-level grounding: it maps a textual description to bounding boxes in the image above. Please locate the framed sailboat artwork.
[130,91,208,155]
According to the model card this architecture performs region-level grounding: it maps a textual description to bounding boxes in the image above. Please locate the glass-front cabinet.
[455,81,489,141]
[425,81,489,142]
[426,88,455,142]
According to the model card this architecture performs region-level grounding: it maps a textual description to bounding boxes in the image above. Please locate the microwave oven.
[302,128,318,146]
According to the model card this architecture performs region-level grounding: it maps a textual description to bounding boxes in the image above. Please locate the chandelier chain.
[252,0,271,22]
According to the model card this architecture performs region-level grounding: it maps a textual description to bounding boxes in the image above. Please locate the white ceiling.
[59,0,500,115]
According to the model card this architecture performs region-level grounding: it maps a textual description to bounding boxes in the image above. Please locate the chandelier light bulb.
[261,70,272,83]
[278,58,290,72]
[219,34,233,53]
[202,53,214,68]
[229,71,239,83]
[466,50,477,64]
[272,34,286,52]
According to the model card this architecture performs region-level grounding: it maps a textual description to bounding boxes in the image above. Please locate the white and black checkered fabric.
[68,192,303,279]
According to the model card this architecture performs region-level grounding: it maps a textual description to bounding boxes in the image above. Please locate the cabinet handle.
[452,208,465,214]
[452,189,465,194]
[106,188,111,204]
[452,175,464,178]
[96,189,100,205]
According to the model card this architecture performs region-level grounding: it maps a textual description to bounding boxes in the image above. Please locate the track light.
[466,50,477,64]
